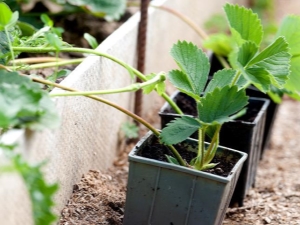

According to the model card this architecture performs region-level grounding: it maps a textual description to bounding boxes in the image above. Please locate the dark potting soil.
[136,137,240,177]
[163,92,259,123]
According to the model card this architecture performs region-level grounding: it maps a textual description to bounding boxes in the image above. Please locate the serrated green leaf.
[203,33,234,56]
[197,85,248,124]
[276,15,300,97]
[276,15,300,55]
[242,67,272,92]
[0,69,60,130]
[285,56,300,92]
[170,41,210,97]
[168,70,200,101]
[121,121,139,139]
[247,37,291,87]
[237,41,258,66]
[224,3,263,45]
[160,116,201,145]
[205,69,237,94]
[0,2,12,30]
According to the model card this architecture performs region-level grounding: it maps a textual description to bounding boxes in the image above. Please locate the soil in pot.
[137,136,240,177]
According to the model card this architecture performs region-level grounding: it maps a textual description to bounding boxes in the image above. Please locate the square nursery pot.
[159,91,270,206]
[123,131,247,225]
[209,53,280,157]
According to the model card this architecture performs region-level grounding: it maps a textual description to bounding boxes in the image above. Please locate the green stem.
[229,108,247,120]
[10,57,66,64]
[161,92,183,114]
[215,54,230,69]
[231,70,242,86]
[12,46,145,81]
[24,74,187,167]
[204,125,221,163]
[10,58,84,70]
[197,127,206,169]
[50,73,166,97]
[12,46,184,115]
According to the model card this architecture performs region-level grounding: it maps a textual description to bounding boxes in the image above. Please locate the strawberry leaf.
[247,37,291,88]
[160,116,201,145]
[205,69,237,94]
[0,70,60,130]
[224,3,263,46]
[168,70,200,101]
[197,85,248,124]
[169,41,210,98]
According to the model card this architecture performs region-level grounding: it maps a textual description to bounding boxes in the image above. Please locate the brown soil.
[58,97,300,225]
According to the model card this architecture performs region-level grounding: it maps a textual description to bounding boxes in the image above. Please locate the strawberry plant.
[203,3,298,102]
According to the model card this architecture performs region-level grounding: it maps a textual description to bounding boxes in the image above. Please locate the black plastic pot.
[159,91,270,206]
[124,131,247,225]
[209,53,280,157]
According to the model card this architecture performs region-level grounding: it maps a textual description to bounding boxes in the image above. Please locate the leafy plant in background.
[0,69,60,225]
[5,0,127,22]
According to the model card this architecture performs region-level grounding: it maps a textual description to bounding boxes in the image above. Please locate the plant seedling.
[160,41,248,170]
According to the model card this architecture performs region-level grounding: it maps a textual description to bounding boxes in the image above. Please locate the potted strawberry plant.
[159,3,292,206]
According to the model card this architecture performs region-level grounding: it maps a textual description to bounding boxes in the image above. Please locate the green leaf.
[41,14,53,27]
[237,41,258,66]
[168,70,200,101]
[84,33,99,49]
[285,56,300,92]
[241,67,272,92]
[0,2,12,30]
[169,41,210,98]
[121,121,139,139]
[17,21,36,36]
[247,37,291,88]
[224,3,263,46]
[276,15,300,97]
[142,73,156,94]
[0,69,60,130]
[45,33,62,51]
[197,85,248,124]
[203,33,234,56]
[47,69,71,83]
[65,0,126,20]
[205,69,237,94]
[0,31,11,64]
[276,15,300,55]
[165,155,180,165]
[0,144,58,225]
[160,116,201,145]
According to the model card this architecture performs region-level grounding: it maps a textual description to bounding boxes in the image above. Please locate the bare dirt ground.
[58,97,300,225]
